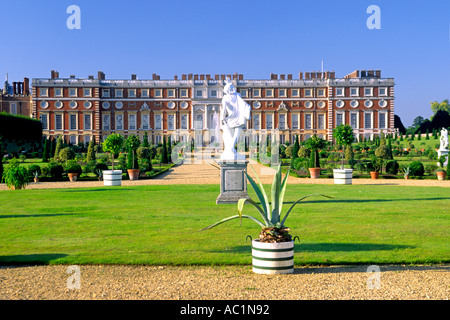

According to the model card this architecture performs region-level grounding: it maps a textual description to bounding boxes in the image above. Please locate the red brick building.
[32,69,395,145]
[1,75,32,117]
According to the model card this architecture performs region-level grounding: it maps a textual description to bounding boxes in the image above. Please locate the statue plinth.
[216,159,250,204]
[437,148,449,167]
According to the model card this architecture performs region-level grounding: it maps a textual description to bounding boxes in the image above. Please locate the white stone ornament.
[219,78,251,161]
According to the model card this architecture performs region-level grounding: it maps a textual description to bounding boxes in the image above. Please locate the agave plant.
[201,164,331,242]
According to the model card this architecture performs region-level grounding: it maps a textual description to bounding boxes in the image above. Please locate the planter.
[34,177,39,183]
[251,239,294,274]
[127,169,140,180]
[103,170,122,186]
[333,168,353,185]
[370,171,379,179]
[404,175,410,180]
[308,168,321,179]
[436,171,446,181]
[68,173,78,182]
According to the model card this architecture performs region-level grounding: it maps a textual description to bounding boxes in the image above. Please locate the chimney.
[287,74,292,80]
[280,74,285,80]
[239,74,244,80]
[131,74,137,80]
[24,78,29,95]
[50,70,59,79]
[299,72,303,79]
[70,75,76,79]
[174,75,178,80]
[12,82,17,94]
[221,74,225,80]
[375,70,381,78]
[215,74,220,80]
[88,75,94,80]
[270,73,278,80]
[188,73,193,80]
[194,74,199,80]
[98,71,105,80]
[200,74,205,80]
[182,74,187,80]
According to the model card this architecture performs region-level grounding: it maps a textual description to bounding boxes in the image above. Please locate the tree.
[161,136,169,164]
[412,116,425,128]
[394,115,406,134]
[86,139,96,163]
[431,110,450,130]
[430,99,450,115]
[54,136,63,161]
[333,124,354,169]
[42,138,50,163]
[125,134,140,169]
[142,132,150,148]
[102,133,124,171]
[305,135,327,168]
[291,135,300,168]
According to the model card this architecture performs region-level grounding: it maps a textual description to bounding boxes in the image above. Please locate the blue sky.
[1,0,449,127]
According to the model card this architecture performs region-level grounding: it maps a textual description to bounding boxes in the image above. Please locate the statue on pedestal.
[220,78,251,161]
[438,128,449,167]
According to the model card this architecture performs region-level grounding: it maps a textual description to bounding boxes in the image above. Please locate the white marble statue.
[220,78,251,160]
[439,128,448,150]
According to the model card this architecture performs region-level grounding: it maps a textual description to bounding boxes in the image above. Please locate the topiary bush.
[386,160,399,175]
[409,161,424,177]
[48,162,64,179]
[65,160,82,175]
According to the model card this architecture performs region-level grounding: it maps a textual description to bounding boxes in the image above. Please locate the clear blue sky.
[1,0,449,127]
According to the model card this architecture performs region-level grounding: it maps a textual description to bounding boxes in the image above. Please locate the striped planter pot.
[333,169,353,185]
[252,240,294,274]
[103,170,122,186]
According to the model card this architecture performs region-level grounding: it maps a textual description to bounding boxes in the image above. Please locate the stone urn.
[308,168,321,179]
[436,170,446,181]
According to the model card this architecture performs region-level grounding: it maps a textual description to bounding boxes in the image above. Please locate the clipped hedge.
[0,113,42,142]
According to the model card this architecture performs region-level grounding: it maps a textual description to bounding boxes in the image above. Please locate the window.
[240,89,248,98]
[84,135,91,144]
[142,114,149,130]
[350,113,358,129]
[55,114,63,130]
[317,89,326,97]
[379,112,387,129]
[210,90,217,98]
[266,114,273,130]
[379,87,387,96]
[292,89,299,97]
[253,114,260,130]
[279,89,286,97]
[304,89,313,97]
[84,114,91,130]
[167,89,175,98]
[141,89,149,98]
[69,135,77,145]
[102,114,110,130]
[70,114,77,130]
[153,89,161,98]
[128,89,136,98]
[196,90,203,98]
[266,89,274,97]
[155,114,162,130]
[116,114,123,130]
[195,114,203,129]
[364,87,373,96]
[253,89,261,97]
[279,114,286,130]
[54,88,63,97]
[180,89,188,97]
[39,88,48,97]
[129,114,136,130]
[83,88,92,97]
[335,87,344,97]
[291,114,298,129]
[69,101,77,109]
[350,87,359,96]
[305,114,312,129]
[168,114,175,130]
[40,114,48,130]
[102,89,110,98]
[115,89,123,98]
[69,88,77,97]
[181,114,188,130]
[115,101,123,109]
[318,114,325,129]
[364,113,372,129]
[10,103,17,114]
[336,113,344,126]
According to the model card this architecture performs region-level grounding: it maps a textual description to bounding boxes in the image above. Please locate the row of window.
[39,86,390,99]
[40,113,92,131]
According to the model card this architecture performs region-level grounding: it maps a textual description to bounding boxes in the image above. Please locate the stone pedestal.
[437,149,449,167]
[216,160,250,204]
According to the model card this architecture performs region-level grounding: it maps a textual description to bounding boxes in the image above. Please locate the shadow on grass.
[281,197,450,205]
[0,213,75,219]
[57,188,135,192]
[292,264,450,274]
[211,242,415,254]
[0,254,68,266]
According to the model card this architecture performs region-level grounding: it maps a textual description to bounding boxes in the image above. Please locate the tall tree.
[430,99,450,115]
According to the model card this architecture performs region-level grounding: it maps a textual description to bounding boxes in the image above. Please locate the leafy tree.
[332,124,354,169]
[59,147,76,163]
[305,135,327,168]
[430,99,450,115]
[102,133,124,171]
[142,132,150,148]
[412,116,425,128]
[125,134,140,169]
[394,115,406,134]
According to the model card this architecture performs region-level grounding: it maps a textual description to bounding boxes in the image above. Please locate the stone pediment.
[140,102,150,111]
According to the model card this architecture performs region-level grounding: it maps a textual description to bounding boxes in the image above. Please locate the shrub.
[65,160,82,175]
[409,161,424,177]
[292,157,308,172]
[385,160,399,175]
[2,160,28,190]
[49,162,64,179]
[94,163,108,177]
[298,146,310,158]
[86,139,96,163]
[59,147,76,163]
[27,164,41,177]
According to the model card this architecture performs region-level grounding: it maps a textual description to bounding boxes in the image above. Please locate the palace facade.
[31,69,395,145]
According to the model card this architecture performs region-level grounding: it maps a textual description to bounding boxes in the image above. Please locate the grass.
[0,184,449,266]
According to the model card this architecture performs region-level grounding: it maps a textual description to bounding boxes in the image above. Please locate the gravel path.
[1,158,448,300]
[0,264,448,300]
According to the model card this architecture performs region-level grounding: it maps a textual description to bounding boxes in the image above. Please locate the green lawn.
[0,184,448,266]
